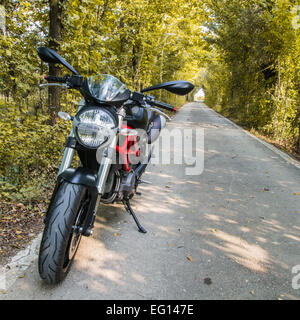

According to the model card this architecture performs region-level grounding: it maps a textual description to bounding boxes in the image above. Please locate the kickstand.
[123,199,147,233]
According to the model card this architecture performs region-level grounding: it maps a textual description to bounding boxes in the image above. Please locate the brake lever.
[143,103,171,121]
[39,83,70,89]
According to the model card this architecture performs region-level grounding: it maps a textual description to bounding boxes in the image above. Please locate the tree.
[48,0,64,123]
[202,0,300,152]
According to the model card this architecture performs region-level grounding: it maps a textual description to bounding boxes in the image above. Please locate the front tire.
[38,181,88,284]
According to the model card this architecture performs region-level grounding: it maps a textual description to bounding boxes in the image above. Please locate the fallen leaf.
[1,290,6,294]
[211,228,217,233]
[18,274,25,279]
[187,255,194,262]
[250,290,255,295]
[293,192,300,195]
[204,277,212,285]
[113,233,120,237]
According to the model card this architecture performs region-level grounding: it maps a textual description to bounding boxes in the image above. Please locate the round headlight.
[74,108,116,149]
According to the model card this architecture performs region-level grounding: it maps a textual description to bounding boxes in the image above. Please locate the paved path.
[1,102,300,300]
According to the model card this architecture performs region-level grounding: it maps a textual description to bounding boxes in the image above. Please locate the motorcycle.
[36,46,194,284]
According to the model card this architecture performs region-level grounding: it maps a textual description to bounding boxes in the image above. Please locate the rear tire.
[38,181,88,284]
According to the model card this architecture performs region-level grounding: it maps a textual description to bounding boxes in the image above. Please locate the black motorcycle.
[36,47,194,284]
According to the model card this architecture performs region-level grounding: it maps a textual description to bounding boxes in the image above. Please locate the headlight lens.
[75,108,116,148]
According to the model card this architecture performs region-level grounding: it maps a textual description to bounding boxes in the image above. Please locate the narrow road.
[2,102,300,300]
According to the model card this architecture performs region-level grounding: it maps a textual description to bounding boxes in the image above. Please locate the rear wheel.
[38,181,88,284]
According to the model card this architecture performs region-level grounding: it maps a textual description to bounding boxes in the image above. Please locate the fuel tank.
[124,103,149,131]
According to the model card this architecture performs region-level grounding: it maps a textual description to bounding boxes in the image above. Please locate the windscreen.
[87,74,128,102]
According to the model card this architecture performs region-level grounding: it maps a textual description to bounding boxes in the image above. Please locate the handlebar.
[144,95,176,112]
[44,75,66,83]
[42,77,176,114]
[130,92,177,115]
[43,74,83,89]
[150,99,176,112]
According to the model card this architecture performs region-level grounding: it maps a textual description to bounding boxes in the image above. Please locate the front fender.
[58,167,97,189]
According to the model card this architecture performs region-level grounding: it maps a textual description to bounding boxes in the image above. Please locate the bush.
[0,100,72,203]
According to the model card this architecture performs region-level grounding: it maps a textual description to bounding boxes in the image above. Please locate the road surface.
[1,102,300,300]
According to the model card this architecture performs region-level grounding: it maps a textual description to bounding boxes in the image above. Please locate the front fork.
[86,108,125,233]
[57,106,126,236]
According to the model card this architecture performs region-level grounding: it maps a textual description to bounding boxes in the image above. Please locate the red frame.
[116,124,140,172]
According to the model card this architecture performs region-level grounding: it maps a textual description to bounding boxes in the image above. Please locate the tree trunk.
[273,59,281,137]
[48,0,64,124]
[280,77,290,142]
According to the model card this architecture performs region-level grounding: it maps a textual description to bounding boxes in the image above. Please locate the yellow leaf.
[250,290,255,295]
[113,233,120,237]
[1,290,6,294]
[293,192,300,195]
[187,255,194,262]
[211,228,217,233]
[18,274,25,279]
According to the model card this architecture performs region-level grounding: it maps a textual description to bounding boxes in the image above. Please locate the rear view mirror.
[37,47,79,75]
[141,80,194,96]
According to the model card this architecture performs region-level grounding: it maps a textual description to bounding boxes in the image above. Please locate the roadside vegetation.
[202,0,300,157]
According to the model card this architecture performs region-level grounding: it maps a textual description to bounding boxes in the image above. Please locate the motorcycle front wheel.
[38,181,88,284]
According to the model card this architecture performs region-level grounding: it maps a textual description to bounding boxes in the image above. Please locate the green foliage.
[0,99,73,202]
[202,0,300,152]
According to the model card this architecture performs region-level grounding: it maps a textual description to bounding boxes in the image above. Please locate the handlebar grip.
[44,75,66,83]
[152,100,177,112]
